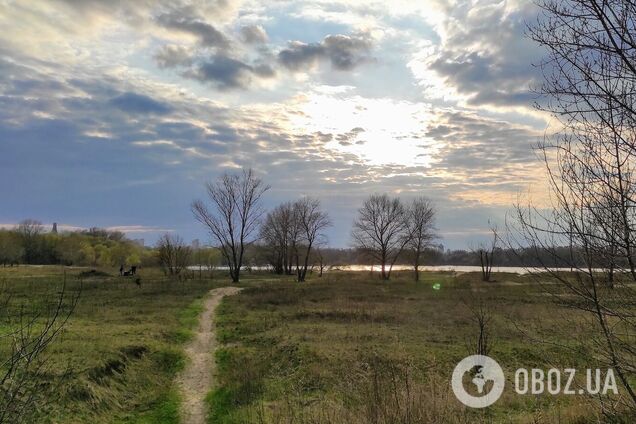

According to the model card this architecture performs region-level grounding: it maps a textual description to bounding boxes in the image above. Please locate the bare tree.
[474,227,498,282]
[261,198,330,281]
[294,197,331,282]
[593,180,634,288]
[156,234,191,276]
[463,298,494,357]
[314,247,326,277]
[516,0,636,410]
[260,202,299,275]
[1,277,79,423]
[260,206,286,275]
[192,247,221,279]
[405,197,436,282]
[192,169,269,283]
[351,194,411,280]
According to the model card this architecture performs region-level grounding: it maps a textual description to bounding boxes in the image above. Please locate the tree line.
[1,202,593,278]
[0,220,148,267]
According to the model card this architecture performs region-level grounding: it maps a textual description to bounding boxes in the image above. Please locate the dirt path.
[177,286,242,424]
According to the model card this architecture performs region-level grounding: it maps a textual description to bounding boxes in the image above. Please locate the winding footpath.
[176,286,242,424]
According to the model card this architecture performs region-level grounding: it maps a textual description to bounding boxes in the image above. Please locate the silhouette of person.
[119,265,124,276]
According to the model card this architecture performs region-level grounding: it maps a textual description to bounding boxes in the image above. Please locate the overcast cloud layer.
[0,0,550,249]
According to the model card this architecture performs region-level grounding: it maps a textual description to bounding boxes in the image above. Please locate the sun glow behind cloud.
[289,87,438,166]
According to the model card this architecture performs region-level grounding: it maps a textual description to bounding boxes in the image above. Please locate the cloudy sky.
[0,0,552,249]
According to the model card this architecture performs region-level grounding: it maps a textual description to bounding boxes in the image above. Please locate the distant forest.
[0,219,583,269]
[0,220,152,267]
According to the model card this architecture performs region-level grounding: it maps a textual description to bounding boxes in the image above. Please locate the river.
[188,265,582,274]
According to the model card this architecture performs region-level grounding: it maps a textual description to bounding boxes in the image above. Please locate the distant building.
[51,222,58,234]
[191,239,200,250]
[132,238,145,247]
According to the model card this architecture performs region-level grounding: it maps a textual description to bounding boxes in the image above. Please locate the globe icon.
[472,366,488,393]
[452,355,505,408]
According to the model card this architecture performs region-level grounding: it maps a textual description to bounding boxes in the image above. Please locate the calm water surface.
[189,265,582,274]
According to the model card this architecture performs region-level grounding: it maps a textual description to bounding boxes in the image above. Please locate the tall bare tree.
[474,227,498,282]
[260,202,299,275]
[351,194,411,280]
[405,197,436,282]
[156,233,191,276]
[192,169,269,282]
[294,197,331,282]
[517,0,636,410]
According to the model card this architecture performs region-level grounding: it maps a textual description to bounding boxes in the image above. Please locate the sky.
[0,0,553,249]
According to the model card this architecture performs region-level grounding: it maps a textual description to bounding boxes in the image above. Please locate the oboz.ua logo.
[452,355,619,408]
[451,355,505,408]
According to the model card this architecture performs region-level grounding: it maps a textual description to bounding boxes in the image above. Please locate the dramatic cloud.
[182,55,275,90]
[413,0,542,107]
[156,9,230,49]
[184,56,253,89]
[426,111,538,172]
[0,0,553,248]
[240,24,268,44]
[278,34,373,72]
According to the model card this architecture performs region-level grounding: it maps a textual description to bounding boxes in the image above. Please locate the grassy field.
[211,271,634,423]
[0,265,224,423]
[1,266,634,423]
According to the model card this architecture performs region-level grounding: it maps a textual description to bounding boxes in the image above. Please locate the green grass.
[0,265,225,423]
[118,390,181,424]
[2,266,634,423]
[210,271,635,423]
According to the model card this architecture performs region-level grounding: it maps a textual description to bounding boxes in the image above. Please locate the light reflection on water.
[188,265,581,274]
[336,265,531,273]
